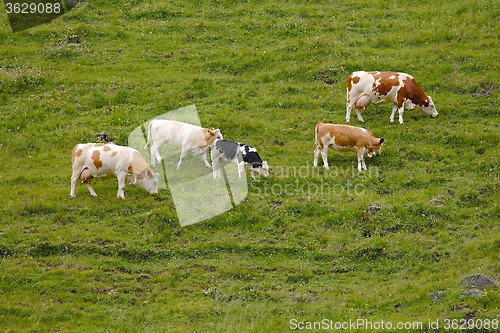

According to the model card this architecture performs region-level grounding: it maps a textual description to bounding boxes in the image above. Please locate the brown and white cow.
[145,120,223,169]
[346,71,438,124]
[70,143,158,199]
[313,122,384,171]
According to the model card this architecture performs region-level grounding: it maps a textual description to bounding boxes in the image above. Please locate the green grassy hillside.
[1,0,499,332]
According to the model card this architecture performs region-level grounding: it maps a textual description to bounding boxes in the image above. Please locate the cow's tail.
[144,120,153,150]
[315,122,324,150]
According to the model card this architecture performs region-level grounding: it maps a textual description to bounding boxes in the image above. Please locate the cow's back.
[71,143,128,177]
[150,120,204,147]
[317,123,377,147]
[72,143,98,168]
[347,71,373,94]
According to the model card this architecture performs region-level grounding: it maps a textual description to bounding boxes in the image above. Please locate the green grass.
[1,0,500,332]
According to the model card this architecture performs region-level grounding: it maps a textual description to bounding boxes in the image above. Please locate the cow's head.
[208,128,223,140]
[140,170,159,194]
[367,138,384,157]
[255,161,270,177]
[205,128,223,146]
[419,96,438,118]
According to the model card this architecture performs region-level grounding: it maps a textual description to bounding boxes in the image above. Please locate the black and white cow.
[211,139,269,179]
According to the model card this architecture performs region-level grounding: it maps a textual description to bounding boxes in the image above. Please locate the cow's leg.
[200,151,212,168]
[398,107,405,124]
[389,105,397,123]
[176,149,189,169]
[81,171,97,196]
[116,172,126,199]
[357,148,367,171]
[313,147,320,167]
[70,171,78,198]
[352,95,370,122]
[345,102,353,123]
[320,147,329,169]
[149,143,163,167]
[212,157,222,179]
[361,159,367,170]
[211,151,220,178]
[150,148,156,167]
[354,107,365,122]
[85,182,98,197]
[237,161,245,179]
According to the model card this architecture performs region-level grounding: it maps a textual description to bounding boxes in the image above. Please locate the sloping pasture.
[0,0,499,331]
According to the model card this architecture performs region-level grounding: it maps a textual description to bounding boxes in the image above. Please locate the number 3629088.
[5,2,62,14]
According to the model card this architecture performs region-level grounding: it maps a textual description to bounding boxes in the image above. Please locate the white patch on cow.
[328,137,352,153]
[318,135,352,154]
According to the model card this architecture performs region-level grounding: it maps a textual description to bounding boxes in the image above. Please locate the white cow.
[145,119,223,169]
[70,143,158,199]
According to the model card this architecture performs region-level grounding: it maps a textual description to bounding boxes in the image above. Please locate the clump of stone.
[430,274,499,301]
[365,204,381,214]
[430,291,445,301]
[461,289,484,297]
[460,274,500,290]
[95,131,114,143]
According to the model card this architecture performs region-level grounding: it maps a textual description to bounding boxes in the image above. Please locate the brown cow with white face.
[314,122,384,171]
[346,71,438,124]
[70,143,158,199]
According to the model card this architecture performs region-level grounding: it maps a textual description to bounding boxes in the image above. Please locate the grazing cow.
[145,119,223,169]
[70,143,159,199]
[346,71,438,124]
[313,122,384,171]
[211,139,269,179]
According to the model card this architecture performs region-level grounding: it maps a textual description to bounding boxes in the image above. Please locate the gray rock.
[461,289,484,297]
[460,274,500,290]
[65,0,81,9]
[430,291,445,300]
[95,131,114,143]
[365,205,381,214]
